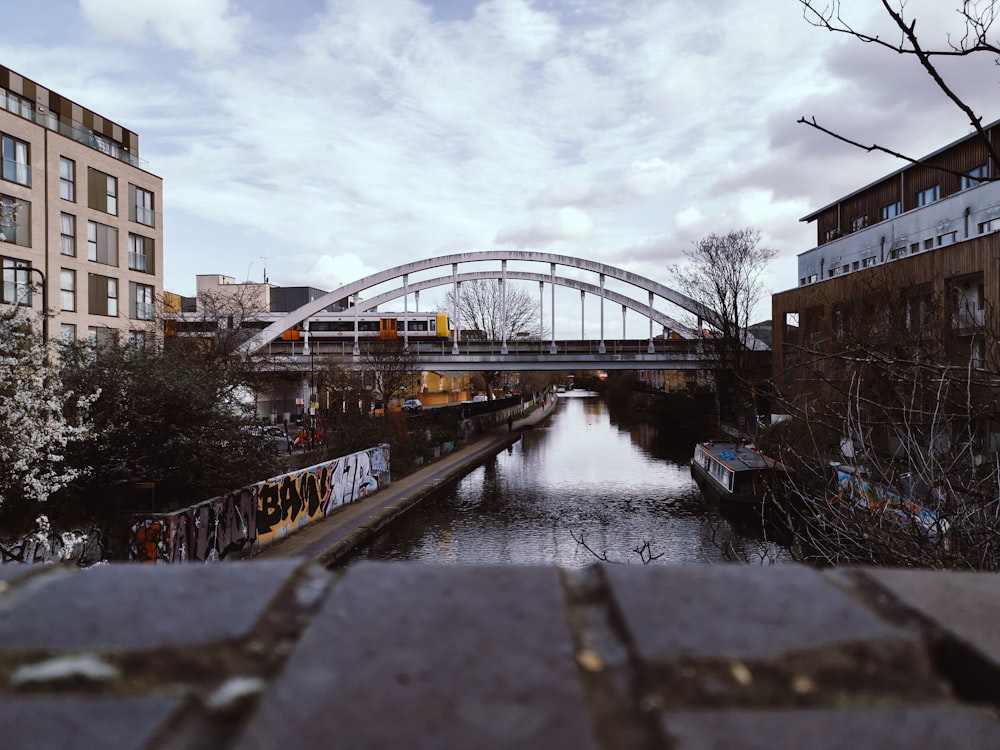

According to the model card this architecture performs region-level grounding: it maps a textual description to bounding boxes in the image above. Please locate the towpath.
[252,396,559,565]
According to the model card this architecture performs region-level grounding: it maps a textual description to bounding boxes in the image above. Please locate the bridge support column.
[403,274,409,351]
[550,264,557,355]
[500,260,508,355]
[580,289,585,341]
[648,291,655,353]
[353,295,360,356]
[538,281,544,354]
[452,264,460,355]
[621,304,627,342]
[599,274,606,354]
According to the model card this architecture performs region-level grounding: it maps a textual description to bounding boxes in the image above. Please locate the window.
[87,168,118,215]
[2,257,31,305]
[128,233,154,273]
[128,330,146,349]
[824,228,841,241]
[130,281,155,320]
[60,323,76,343]
[880,201,901,220]
[88,273,118,317]
[59,157,75,201]
[129,185,155,227]
[1,134,29,186]
[60,268,76,311]
[962,165,988,190]
[924,238,934,250]
[916,185,940,206]
[87,220,118,266]
[0,195,30,246]
[60,213,76,256]
[938,231,958,246]
[850,215,868,232]
[862,256,876,268]
[979,219,998,234]
[910,242,921,254]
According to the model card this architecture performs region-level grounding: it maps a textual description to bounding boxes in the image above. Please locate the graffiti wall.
[128,444,390,563]
[0,515,105,567]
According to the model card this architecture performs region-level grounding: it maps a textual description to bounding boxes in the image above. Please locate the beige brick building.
[0,64,162,344]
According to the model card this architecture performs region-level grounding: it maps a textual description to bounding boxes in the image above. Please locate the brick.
[0,697,183,750]
[661,706,1000,749]
[235,563,596,750]
[603,564,899,660]
[0,560,302,651]
[861,568,1000,664]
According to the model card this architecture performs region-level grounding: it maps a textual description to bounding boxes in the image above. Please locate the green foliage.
[55,338,280,515]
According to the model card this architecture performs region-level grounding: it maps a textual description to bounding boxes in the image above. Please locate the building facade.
[0,64,163,343]
[772,122,1000,452]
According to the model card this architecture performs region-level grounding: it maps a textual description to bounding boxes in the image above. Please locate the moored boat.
[691,441,788,505]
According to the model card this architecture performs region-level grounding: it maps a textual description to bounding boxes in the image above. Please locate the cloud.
[495,207,595,246]
[78,0,246,57]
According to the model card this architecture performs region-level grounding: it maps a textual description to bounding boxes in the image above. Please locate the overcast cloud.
[5,0,999,331]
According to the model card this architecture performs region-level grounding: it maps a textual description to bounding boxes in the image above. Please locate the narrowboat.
[691,441,788,505]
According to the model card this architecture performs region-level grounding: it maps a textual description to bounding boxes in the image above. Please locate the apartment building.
[772,120,1000,449]
[0,64,163,344]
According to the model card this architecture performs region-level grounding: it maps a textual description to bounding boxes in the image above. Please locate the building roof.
[799,116,1000,223]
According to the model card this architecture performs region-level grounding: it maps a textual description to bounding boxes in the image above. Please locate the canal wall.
[2,560,998,747]
[125,444,391,563]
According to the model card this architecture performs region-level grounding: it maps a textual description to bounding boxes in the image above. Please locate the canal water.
[346,391,788,567]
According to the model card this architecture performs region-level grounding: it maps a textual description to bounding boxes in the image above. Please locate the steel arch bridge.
[239,250,765,356]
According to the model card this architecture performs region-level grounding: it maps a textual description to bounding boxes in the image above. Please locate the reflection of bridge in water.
[239,250,769,369]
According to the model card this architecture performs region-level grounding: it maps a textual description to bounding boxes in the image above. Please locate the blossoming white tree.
[0,306,92,513]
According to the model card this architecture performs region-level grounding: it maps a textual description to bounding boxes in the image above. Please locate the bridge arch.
[240,251,753,355]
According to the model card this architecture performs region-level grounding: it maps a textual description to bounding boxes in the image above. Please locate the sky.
[5,0,1000,333]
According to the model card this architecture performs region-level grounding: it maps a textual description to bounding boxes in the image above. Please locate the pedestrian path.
[252,396,558,565]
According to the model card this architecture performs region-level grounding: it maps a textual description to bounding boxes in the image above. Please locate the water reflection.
[346,391,789,567]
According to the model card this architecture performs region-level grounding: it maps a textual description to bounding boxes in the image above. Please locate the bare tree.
[357,340,421,406]
[765,264,1000,569]
[443,279,542,398]
[444,279,541,341]
[670,228,776,421]
[798,0,1000,173]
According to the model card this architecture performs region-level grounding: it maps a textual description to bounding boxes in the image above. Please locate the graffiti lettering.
[126,444,390,561]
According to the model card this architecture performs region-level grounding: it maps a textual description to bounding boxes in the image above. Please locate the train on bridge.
[167,310,453,344]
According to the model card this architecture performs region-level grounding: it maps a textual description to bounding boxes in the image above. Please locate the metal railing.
[0,90,148,169]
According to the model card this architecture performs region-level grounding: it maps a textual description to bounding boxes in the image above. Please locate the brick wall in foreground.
[0,561,998,749]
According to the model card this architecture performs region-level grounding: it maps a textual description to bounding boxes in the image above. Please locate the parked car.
[472,394,488,403]
[402,398,423,415]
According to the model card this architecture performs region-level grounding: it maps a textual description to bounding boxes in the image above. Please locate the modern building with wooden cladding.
[772,121,1000,451]
[0,64,163,344]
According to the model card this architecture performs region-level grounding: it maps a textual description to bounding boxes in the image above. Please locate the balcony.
[133,205,155,227]
[1,90,148,169]
[128,252,148,273]
[1,159,30,187]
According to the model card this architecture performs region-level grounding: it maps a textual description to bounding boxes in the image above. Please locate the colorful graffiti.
[128,444,390,562]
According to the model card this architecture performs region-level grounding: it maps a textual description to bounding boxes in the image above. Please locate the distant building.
[0,64,163,344]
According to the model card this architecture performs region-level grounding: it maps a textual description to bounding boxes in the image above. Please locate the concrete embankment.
[252,396,559,566]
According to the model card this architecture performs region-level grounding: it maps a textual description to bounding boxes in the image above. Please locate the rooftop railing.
[0,89,148,170]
